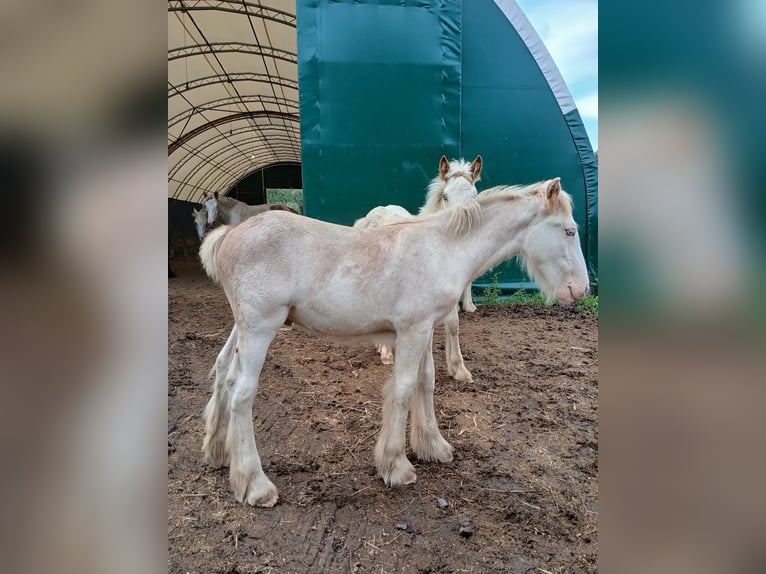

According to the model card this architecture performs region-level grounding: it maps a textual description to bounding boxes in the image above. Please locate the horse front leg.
[444,304,472,382]
[461,282,476,313]
[374,325,432,486]
[410,329,454,463]
[225,314,285,507]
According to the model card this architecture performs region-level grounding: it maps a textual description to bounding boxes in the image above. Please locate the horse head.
[203,192,219,225]
[421,156,482,215]
[192,206,208,240]
[519,178,589,304]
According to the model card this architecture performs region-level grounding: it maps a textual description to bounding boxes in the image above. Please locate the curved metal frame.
[168,42,297,64]
[223,161,302,196]
[189,145,300,197]
[168,2,301,200]
[171,139,300,196]
[168,110,299,156]
[168,72,299,97]
[169,123,300,182]
[168,1,296,28]
[168,94,299,129]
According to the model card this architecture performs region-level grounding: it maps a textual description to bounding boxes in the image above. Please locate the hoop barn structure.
[168,0,597,288]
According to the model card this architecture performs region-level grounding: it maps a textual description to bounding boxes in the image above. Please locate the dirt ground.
[168,260,598,573]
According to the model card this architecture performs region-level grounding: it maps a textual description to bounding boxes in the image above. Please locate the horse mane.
[442,181,573,238]
[419,159,477,215]
[478,183,573,216]
[443,200,482,237]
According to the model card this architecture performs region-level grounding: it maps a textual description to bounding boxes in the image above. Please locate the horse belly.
[288,299,395,339]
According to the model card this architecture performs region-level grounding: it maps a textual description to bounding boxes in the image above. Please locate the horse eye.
[565,228,576,237]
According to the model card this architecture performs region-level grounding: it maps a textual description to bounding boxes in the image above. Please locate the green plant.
[479,272,503,307]
[576,294,598,317]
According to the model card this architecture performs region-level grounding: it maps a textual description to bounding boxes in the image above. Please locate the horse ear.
[439,155,450,180]
[470,155,482,181]
[543,178,561,211]
[192,208,198,217]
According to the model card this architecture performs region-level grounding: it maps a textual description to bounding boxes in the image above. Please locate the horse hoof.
[240,476,278,507]
[378,456,417,487]
[384,469,417,487]
[246,484,279,508]
[462,303,477,313]
[452,368,473,383]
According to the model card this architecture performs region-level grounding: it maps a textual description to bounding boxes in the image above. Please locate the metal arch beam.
[170,139,300,192]
[168,73,299,97]
[168,42,297,64]
[169,126,300,182]
[191,146,300,195]
[168,94,299,129]
[190,148,300,198]
[223,161,302,196]
[168,1,296,28]
[168,110,299,155]
[168,142,300,195]
[173,145,299,199]
[176,160,301,203]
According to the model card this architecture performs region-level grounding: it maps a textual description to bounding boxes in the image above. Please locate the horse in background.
[353,155,482,381]
[203,192,298,231]
[192,205,209,241]
[199,177,589,507]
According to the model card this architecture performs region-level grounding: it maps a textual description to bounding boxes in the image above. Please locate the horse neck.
[216,199,241,224]
[440,199,538,282]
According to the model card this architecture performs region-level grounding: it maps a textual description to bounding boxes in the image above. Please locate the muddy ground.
[168,260,598,573]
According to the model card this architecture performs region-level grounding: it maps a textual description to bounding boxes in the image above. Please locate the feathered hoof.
[202,436,228,468]
[231,467,279,507]
[377,455,417,487]
[412,435,454,463]
[447,363,473,383]
[450,367,473,383]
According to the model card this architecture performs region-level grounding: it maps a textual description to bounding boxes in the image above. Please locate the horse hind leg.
[461,283,477,313]
[410,330,454,463]
[202,326,238,467]
[225,313,286,507]
[444,305,473,382]
[377,343,394,365]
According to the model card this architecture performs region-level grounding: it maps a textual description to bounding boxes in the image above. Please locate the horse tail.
[199,225,230,284]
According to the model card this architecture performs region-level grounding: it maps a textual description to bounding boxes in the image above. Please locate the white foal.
[199,178,589,506]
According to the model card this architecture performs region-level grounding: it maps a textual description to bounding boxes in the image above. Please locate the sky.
[515,0,598,151]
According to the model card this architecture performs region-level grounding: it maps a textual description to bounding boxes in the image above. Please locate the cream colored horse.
[354,155,482,381]
[199,178,589,507]
[203,192,297,230]
[192,205,209,240]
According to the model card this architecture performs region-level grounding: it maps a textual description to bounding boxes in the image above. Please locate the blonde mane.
[442,181,573,238]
